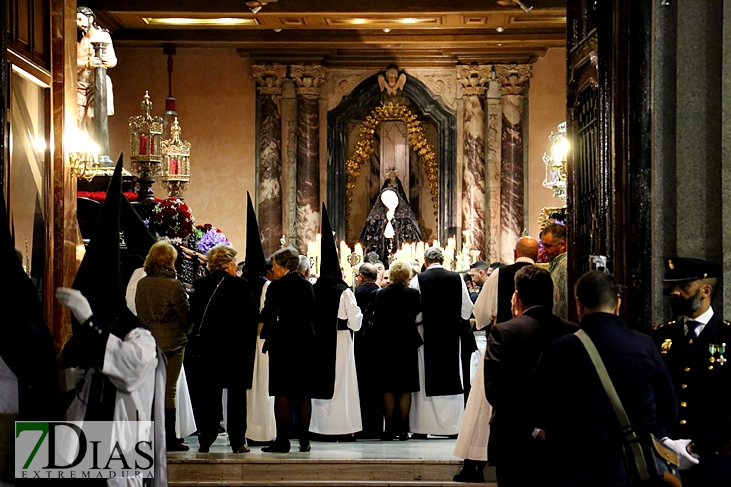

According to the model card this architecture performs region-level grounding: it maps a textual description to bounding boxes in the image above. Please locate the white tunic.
[174,366,197,438]
[246,280,276,441]
[309,288,363,435]
[408,265,473,436]
[454,347,492,461]
[62,328,159,487]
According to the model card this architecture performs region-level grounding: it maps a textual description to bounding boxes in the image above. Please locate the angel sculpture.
[378,65,407,96]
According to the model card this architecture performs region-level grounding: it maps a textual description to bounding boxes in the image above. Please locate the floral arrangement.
[195,223,230,254]
[152,198,194,239]
[77,191,147,203]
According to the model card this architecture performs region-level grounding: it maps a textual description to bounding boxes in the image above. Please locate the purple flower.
[197,229,231,254]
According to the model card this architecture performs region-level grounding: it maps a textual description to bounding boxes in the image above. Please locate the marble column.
[496,64,532,263]
[485,72,503,263]
[290,64,326,251]
[253,64,287,257]
[281,82,298,249]
[457,64,490,258]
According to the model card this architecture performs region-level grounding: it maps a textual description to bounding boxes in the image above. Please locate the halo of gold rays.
[345,102,439,235]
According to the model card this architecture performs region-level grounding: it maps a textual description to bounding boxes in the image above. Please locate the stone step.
[168,458,496,485]
[168,482,496,487]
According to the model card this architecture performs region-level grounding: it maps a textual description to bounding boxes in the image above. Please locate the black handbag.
[575,329,682,487]
[188,276,226,359]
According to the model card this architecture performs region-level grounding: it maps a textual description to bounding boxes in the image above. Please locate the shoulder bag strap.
[574,329,636,441]
[574,329,654,482]
[196,276,226,338]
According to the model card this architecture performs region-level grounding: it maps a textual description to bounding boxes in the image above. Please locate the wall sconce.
[542,121,568,205]
[68,130,99,181]
[160,117,191,198]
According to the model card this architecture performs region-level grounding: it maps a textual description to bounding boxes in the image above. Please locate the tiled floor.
[177,434,461,460]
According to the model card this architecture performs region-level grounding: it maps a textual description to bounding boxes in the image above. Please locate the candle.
[315,233,322,275]
[139,135,148,155]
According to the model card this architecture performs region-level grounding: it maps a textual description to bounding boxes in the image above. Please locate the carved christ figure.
[77,6,116,137]
[378,65,407,96]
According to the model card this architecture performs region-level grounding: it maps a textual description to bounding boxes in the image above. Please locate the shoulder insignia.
[653,320,675,331]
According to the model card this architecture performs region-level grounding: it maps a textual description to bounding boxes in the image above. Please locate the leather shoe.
[197,445,210,453]
[398,433,409,441]
[262,441,291,453]
[453,469,484,483]
[167,441,190,452]
[232,445,250,453]
[299,440,311,452]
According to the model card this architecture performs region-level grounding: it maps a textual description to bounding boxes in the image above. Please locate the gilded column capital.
[290,64,327,99]
[495,64,533,96]
[252,64,287,95]
[457,63,491,97]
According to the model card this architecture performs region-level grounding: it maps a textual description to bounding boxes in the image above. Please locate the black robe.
[311,276,349,400]
[417,267,465,396]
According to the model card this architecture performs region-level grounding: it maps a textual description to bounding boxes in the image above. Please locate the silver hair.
[424,246,444,264]
[297,255,311,272]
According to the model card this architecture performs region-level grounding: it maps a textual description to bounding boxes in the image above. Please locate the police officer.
[652,257,731,486]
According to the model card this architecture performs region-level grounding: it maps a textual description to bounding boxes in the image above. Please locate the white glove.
[662,437,700,470]
[59,367,85,393]
[56,288,93,324]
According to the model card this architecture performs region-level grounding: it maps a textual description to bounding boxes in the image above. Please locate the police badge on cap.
[663,256,721,283]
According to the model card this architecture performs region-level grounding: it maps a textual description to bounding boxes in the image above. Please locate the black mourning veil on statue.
[359,173,422,266]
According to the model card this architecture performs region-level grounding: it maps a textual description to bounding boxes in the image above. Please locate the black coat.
[190,270,259,387]
[366,284,422,393]
[484,306,578,464]
[260,270,316,397]
[354,282,380,314]
[651,311,731,485]
[533,312,678,487]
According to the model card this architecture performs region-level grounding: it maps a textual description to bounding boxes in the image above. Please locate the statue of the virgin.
[359,169,422,265]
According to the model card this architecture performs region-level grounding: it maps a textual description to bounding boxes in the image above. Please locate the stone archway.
[344,102,439,237]
[327,72,457,242]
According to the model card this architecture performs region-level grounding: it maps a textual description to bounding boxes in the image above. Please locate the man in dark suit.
[532,271,678,487]
[483,265,578,486]
[651,257,731,487]
[353,262,383,438]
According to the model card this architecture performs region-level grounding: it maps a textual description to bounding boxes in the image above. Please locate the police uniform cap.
[663,256,721,283]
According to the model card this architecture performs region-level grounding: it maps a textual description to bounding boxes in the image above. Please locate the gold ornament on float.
[345,102,438,235]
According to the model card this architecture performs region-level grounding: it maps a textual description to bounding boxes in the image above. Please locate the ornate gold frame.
[537,206,566,233]
[345,102,438,234]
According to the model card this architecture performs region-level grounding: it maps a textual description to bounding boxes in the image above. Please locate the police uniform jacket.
[652,309,731,478]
